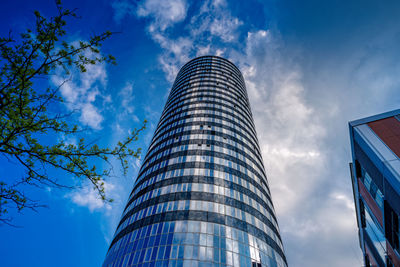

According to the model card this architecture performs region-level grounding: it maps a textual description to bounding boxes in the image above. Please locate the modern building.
[103,56,287,267]
[349,109,400,267]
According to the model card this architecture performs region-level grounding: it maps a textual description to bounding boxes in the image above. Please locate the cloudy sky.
[1,0,400,266]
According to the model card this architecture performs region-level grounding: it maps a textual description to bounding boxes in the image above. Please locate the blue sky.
[1,0,400,266]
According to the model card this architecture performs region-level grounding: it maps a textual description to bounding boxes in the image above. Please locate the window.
[385,202,400,254]
[360,166,384,210]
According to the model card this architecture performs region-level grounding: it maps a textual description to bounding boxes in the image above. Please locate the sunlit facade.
[349,109,400,267]
[103,56,287,267]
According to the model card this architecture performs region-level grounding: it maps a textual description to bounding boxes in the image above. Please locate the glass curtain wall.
[103,56,287,267]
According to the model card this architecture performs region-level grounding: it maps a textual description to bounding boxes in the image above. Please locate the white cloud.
[241,26,400,265]
[112,0,188,29]
[124,0,242,82]
[215,48,225,56]
[232,29,362,266]
[51,48,109,130]
[80,102,103,129]
[68,181,115,212]
[209,15,242,42]
[151,34,193,81]
[113,82,140,135]
[137,0,188,32]
[195,45,211,57]
[119,82,136,115]
[239,28,326,213]
[190,0,243,42]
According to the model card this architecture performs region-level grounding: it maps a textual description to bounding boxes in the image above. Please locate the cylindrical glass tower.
[103,56,287,267]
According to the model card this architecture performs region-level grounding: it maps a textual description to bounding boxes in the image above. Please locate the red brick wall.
[369,117,400,158]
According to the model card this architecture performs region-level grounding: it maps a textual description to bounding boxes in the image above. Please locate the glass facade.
[103,56,287,267]
[349,109,400,267]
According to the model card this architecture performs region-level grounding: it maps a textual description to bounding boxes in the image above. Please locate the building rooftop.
[349,109,400,127]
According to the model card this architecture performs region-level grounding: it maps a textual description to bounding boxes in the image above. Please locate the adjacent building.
[349,109,400,267]
[103,56,287,267]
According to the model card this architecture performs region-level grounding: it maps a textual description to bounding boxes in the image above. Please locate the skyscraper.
[103,56,287,267]
[349,109,400,267]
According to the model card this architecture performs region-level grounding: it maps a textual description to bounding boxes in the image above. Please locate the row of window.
[127,173,275,225]
[360,167,384,210]
[130,163,272,214]
[143,126,265,176]
[112,220,278,253]
[164,81,250,118]
[117,200,278,249]
[175,59,244,90]
[160,92,256,136]
[115,197,282,251]
[153,113,253,153]
[173,75,250,103]
[175,61,244,89]
[363,204,386,264]
[168,77,247,108]
[171,69,245,94]
[106,221,285,267]
[142,133,264,172]
[152,110,257,153]
[169,73,247,102]
[162,87,254,129]
[151,116,259,163]
[143,130,266,180]
[121,182,277,233]
[109,259,269,267]
[111,245,280,267]
[176,61,242,82]
[176,64,244,88]
[143,146,265,183]
[147,119,262,165]
[142,136,266,184]
[188,138,260,169]
[158,91,254,138]
[136,154,269,199]
[165,87,251,126]
[108,207,285,263]
[178,55,240,70]
[172,75,245,99]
